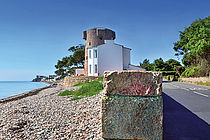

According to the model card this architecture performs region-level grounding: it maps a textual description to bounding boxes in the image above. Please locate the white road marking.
[193,91,208,97]
[169,83,209,97]
[190,88,196,91]
[197,88,209,91]
[171,84,180,88]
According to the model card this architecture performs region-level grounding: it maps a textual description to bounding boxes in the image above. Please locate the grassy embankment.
[58,77,104,100]
[179,78,210,86]
[181,81,210,86]
[195,81,210,86]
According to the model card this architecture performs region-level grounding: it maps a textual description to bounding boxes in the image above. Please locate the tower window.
[89,64,92,73]
[95,64,97,73]
[89,50,91,59]
[99,37,103,40]
[89,42,91,46]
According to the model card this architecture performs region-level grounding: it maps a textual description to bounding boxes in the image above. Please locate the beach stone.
[0,86,103,139]
[102,95,163,140]
[104,70,162,96]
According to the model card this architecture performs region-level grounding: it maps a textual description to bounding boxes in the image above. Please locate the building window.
[89,64,91,73]
[89,50,91,59]
[86,56,88,60]
[94,50,97,58]
[95,64,97,73]
[99,37,103,40]
[89,42,91,46]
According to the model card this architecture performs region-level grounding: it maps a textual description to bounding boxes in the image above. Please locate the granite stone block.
[101,95,163,140]
[104,70,162,96]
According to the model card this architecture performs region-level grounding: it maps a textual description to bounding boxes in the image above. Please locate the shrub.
[161,71,179,77]
[181,65,201,77]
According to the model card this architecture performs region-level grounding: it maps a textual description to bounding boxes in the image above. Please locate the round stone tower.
[83,28,116,76]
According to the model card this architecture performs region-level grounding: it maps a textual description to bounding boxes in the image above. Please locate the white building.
[72,67,85,76]
[87,40,145,76]
[75,68,85,76]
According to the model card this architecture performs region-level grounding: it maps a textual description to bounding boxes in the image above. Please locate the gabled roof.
[71,67,84,69]
[87,42,131,50]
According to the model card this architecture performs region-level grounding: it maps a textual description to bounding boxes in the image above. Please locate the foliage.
[168,75,174,81]
[152,58,181,71]
[173,16,210,77]
[162,71,179,81]
[55,44,85,78]
[181,65,201,77]
[174,65,185,77]
[139,59,154,71]
[57,77,104,101]
[165,59,182,70]
[161,71,178,76]
[140,58,184,80]
[153,58,165,71]
[140,58,183,75]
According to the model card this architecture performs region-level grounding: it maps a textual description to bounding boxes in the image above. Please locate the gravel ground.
[0,86,103,139]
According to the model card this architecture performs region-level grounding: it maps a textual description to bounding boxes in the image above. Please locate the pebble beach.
[0,86,103,139]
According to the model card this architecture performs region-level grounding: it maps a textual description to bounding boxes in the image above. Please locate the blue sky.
[0,0,209,81]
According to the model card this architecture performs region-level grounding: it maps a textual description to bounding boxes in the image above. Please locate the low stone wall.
[63,76,99,87]
[182,77,210,84]
[0,85,51,104]
[102,70,163,139]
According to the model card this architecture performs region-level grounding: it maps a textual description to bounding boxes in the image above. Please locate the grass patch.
[70,96,83,101]
[195,81,210,86]
[58,77,104,100]
[57,90,74,96]
[179,80,210,86]
[73,77,104,87]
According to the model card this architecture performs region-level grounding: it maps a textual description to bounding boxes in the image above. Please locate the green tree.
[153,58,166,71]
[140,59,154,71]
[173,16,210,76]
[139,58,185,78]
[165,59,182,71]
[174,65,185,77]
[55,44,85,78]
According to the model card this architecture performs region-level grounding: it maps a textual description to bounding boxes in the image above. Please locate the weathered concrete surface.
[104,70,162,96]
[102,95,163,140]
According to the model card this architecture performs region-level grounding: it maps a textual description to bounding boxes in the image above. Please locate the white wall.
[75,69,84,76]
[98,40,123,76]
[127,65,146,71]
[88,48,98,76]
[123,47,130,69]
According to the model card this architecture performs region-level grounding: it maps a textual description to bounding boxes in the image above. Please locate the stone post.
[101,70,163,140]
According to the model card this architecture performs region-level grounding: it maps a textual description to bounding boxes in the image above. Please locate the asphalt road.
[163,81,210,140]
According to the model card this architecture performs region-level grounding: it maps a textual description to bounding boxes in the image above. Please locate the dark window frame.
[94,50,97,58]
[89,50,91,59]
[95,64,97,73]
[89,64,92,73]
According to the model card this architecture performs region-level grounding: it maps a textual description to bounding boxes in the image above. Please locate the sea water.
[0,81,50,99]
